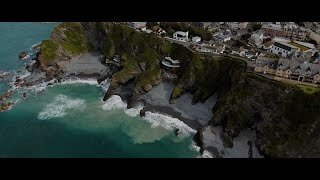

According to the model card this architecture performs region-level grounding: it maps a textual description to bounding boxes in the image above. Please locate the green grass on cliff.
[297,84,320,94]
[40,40,58,61]
[58,23,89,54]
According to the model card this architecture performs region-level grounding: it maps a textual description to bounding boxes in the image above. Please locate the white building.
[173,31,189,42]
[128,22,147,29]
[192,36,201,43]
[249,32,264,46]
[270,37,317,57]
[213,32,231,43]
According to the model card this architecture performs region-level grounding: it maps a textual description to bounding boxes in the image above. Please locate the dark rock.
[193,128,204,155]
[138,62,147,71]
[140,108,146,117]
[0,102,14,112]
[174,128,180,136]
[23,92,27,98]
[19,52,28,59]
[14,77,24,87]
[0,91,13,100]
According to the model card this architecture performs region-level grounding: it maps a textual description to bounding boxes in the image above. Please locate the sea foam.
[143,111,197,136]
[38,94,86,120]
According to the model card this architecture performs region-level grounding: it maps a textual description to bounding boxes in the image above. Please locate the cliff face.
[37,22,320,158]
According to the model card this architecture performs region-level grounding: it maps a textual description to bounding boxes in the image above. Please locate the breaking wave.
[143,112,196,136]
[37,94,86,120]
[102,95,127,111]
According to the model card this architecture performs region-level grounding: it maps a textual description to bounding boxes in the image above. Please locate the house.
[261,22,307,40]
[213,32,231,43]
[275,58,320,83]
[254,57,278,75]
[173,31,189,42]
[192,36,201,43]
[195,44,225,54]
[259,40,274,50]
[245,50,259,59]
[152,25,166,35]
[270,37,317,58]
[249,32,264,46]
[307,31,320,46]
[226,22,248,30]
[202,40,214,46]
[161,57,180,74]
[128,22,147,29]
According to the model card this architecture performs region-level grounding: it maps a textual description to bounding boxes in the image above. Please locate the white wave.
[38,94,86,120]
[31,42,41,49]
[124,102,144,117]
[143,111,196,136]
[21,54,31,60]
[60,77,98,85]
[190,141,201,152]
[18,71,31,79]
[97,78,110,92]
[197,150,213,158]
[102,95,127,111]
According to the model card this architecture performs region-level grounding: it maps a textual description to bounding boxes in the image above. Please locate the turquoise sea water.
[0,23,199,158]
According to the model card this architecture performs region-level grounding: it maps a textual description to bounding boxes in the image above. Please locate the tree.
[241,33,251,41]
[308,39,318,45]
[146,22,158,29]
[252,24,262,31]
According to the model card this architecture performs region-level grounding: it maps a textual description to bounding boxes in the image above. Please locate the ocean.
[0,22,199,158]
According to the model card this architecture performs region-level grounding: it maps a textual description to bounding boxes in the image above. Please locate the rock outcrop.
[0,102,14,112]
[0,91,13,100]
[19,52,28,59]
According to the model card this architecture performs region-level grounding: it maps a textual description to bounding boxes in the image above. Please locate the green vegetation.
[297,84,320,94]
[40,40,58,61]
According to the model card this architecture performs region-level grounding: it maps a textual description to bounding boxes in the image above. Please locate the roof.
[255,57,278,69]
[192,36,201,39]
[174,31,188,37]
[293,41,316,49]
[288,42,311,51]
[277,58,320,76]
[274,41,298,51]
[261,23,282,31]
[164,57,180,64]
[263,41,274,47]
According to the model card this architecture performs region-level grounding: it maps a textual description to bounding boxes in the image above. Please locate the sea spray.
[38,94,86,120]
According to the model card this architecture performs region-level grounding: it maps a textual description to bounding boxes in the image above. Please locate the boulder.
[143,83,153,92]
[14,77,24,87]
[140,108,146,117]
[0,91,13,100]
[174,128,180,136]
[0,102,14,112]
[19,52,28,59]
